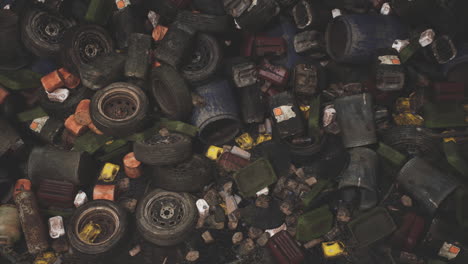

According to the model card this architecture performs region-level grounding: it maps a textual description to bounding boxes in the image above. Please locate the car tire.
[150,64,192,120]
[133,132,192,166]
[90,82,148,137]
[39,85,93,120]
[150,154,213,192]
[380,126,443,162]
[136,189,197,246]
[67,200,128,256]
[234,0,279,31]
[61,24,114,74]
[181,34,223,84]
[193,0,226,15]
[176,11,229,33]
[21,8,75,58]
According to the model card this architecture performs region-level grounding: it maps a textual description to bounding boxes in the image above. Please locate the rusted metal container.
[41,70,63,93]
[37,179,77,208]
[58,68,80,89]
[14,191,49,254]
[0,204,21,247]
[93,184,116,201]
[217,152,250,172]
[267,230,305,264]
[254,36,286,56]
[123,152,142,179]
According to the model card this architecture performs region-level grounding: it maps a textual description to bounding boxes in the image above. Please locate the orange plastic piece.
[88,122,104,135]
[116,0,126,9]
[93,185,116,201]
[65,115,88,136]
[152,25,168,42]
[274,107,283,116]
[14,179,31,198]
[123,152,142,179]
[449,246,461,254]
[74,99,91,126]
[0,86,10,104]
[58,68,80,89]
[41,70,64,93]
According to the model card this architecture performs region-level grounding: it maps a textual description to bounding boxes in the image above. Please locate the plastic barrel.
[334,93,377,148]
[397,157,460,214]
[191,79,241,145]
[326,14,408,64]
[338,147,378,210]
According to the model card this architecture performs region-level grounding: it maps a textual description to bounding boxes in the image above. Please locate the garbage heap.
[1,0,468,263]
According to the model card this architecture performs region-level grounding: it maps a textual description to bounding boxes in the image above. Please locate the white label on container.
[378,55,401,65]
[147,11,159,28]
[392,39,410,52]
[419,29,436,47]
[438,242,460,260]
[30,116,49,133]
[266,223,287,237]
[196,199,210,215]
[273,105,296,123]
[47,88,69,103]
[74,191,88,208]
[256,187,269,196]
[380,3,391,15]
[332,9,342,18]
[323,106,336,127]
[49,216,65,239]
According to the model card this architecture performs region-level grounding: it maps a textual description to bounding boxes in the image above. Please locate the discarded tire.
[39,84,92,120]
[90,82,148,137]
[133,132,192,166]
[150,64,193,120]
[67,200,128,255]
[181,33,223,84]
[150,154,213,192]
[176,11,229,33]
[136,189,197,246]
[21,9,75,58]
[61,24,114,73]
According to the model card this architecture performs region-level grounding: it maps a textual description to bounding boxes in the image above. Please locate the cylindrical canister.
[191,79,241,145]
[397,157,460,214]
[14,191,48,254]
[123,152,142,179]
[0,204,21,247]
[334,93,377,148]
[124,33,152,80]
[326,15,408,63]
[338,147,379,210]
[28,146,96,186]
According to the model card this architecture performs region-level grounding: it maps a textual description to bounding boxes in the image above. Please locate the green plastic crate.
[233,158,277,197]
[296,206,333,242]
[377,142,407,168]
[73,131,111,154]
[16,106,47,122]
[0,69,41,91]
[444,141,468,178]
[424,101,467,128]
